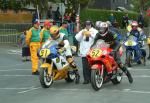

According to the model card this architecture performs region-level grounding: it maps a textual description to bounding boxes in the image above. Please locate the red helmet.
[131,21,138,30]
[44,20,51,27]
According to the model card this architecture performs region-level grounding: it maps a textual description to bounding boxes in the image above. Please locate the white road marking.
[0,75,33,77]
[0,63,27,67]
[113,89,150,94]
[8,52,21,55]
[7,49,22,55]
[0,86,35,90]
[0,69,30,72]
[128,68,150,71]
[18,87,41,94]
[123,75,150,78]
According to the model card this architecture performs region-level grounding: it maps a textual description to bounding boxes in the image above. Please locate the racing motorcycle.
[124,35,146,67]
[38,40,79,88]
[86,40,123,91]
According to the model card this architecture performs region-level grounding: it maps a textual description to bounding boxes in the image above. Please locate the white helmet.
[98,22,108,36]
[95,21,102,28]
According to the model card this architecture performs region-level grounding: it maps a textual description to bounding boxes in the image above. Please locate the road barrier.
[0,34,18,44]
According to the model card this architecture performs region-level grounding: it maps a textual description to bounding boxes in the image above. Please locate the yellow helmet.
[50,26,59,38]
[50,26,59,34]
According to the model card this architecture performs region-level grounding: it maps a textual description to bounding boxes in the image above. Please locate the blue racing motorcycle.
[124,35,146,67]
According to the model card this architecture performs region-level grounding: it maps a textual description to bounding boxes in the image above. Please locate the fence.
[0,23,149,44]
[0,23,32,44]
[0,34,18,44]
[0,23,32,34]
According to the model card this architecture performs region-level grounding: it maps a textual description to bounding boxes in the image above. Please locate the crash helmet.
[131,21,138,30]
[50,26,59,39]
[97,22,108,36]
[95,21,102,29]
[44,20,51,28]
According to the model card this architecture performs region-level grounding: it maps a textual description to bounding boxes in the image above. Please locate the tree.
[131,0,150,12]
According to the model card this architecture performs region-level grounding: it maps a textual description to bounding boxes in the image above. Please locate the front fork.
[40,59,53,75]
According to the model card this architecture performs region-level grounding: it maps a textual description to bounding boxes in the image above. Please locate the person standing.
[108,13,116,26]
[59,21,69,37]
[26,20,41,75]
[75,20,98,84]
[47,6,53,19]
[20,31,30,61]
[40,20,51,45]
[137,13,144,28]
[122,13,129,29]
[55,7,61,26]
[147,37,150,59]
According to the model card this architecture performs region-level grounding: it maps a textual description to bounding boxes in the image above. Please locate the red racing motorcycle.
[87,40,123,91]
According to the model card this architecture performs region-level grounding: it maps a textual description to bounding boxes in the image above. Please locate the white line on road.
[0,63,27,67]
[113,89,150,94]
[0,69,30,72]
[0,86,35,90]
[0,75,33,77]
[18,87,41,94]
[123,75,150,78]
[129,68,150,71]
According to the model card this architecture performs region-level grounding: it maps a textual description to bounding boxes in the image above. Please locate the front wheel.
[91,69,103,91]
[39,68,53,88]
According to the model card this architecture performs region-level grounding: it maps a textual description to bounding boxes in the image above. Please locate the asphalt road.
[0,45,150,103]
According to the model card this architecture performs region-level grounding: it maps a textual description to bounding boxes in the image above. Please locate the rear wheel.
[65,71,75,83]
[111,69,123,84]
[91,69,103,91]
[126,52,132,67]
[141,56,146,66]
[39,68,53,88]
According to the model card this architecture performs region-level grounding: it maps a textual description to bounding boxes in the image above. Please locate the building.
[90,0,131,10]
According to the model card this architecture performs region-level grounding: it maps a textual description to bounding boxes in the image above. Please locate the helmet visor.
[98,27,106,33]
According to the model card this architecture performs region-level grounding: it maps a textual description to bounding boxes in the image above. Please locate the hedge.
[0,12,32,23]
[80,9,142,27]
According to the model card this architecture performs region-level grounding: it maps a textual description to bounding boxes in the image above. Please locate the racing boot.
[119,63,133,83]
[67,57,80,84]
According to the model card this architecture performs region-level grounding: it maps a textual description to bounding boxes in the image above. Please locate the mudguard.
[91,64,102,70]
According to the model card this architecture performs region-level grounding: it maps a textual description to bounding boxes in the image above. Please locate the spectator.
[75,20,98,84]
[122,13,129,29]
[54,7,61,25]
[26,20,41,75]
[70,10,76,34]
[59,21,69,37]
[47,6,53,19]
[67,13,73,34]
[137,13,144,28]
[20,31,30,62]
[108,13,116,26]
[147,37,150,60]
[32,11,39,25]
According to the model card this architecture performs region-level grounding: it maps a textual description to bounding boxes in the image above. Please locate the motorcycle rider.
[91,22,133,83]
[127,21,146,63]
[48,25,80,83]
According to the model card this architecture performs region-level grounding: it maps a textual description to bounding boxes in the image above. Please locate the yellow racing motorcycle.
[38,40,79,88]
